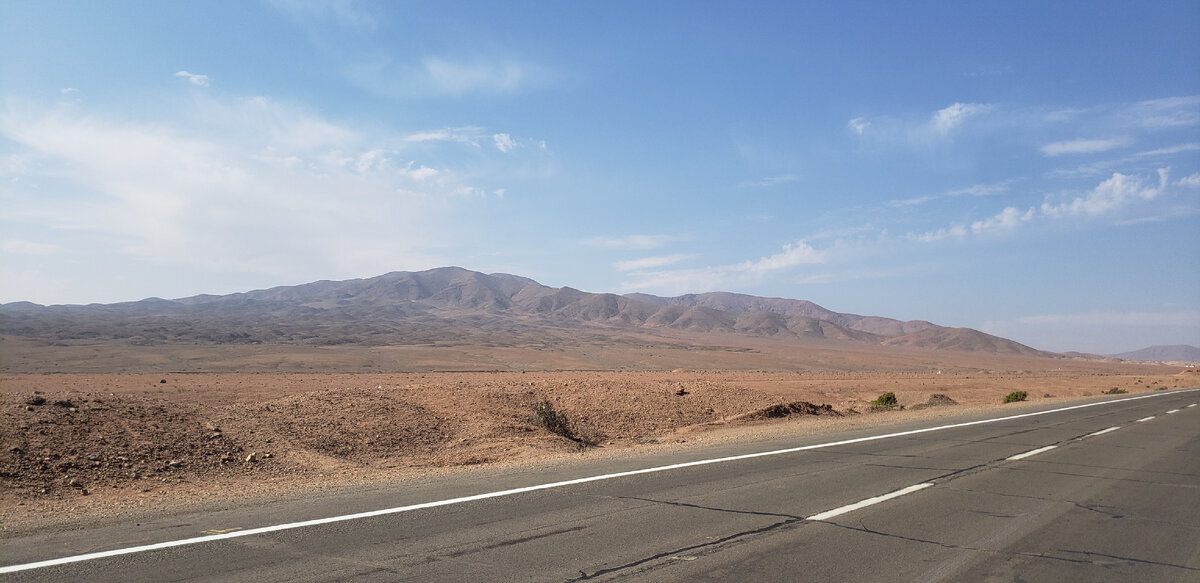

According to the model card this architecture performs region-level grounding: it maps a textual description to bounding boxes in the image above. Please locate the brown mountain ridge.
[1,266,1051,360]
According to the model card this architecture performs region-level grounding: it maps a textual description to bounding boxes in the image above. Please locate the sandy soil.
[3,368,1195,534]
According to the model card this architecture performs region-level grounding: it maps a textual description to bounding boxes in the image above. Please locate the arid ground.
[4,361,1195,534]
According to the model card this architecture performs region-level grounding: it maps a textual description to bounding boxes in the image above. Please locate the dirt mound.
[735,401,841,421]
[910,393,959,410]
[2,392,262,498]
[258,388,453,462]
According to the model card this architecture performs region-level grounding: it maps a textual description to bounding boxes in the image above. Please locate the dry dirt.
[3,368,1195,534]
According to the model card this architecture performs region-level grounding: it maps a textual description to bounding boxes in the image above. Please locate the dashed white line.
[1166,409,1181,414]
[1084,426,1121,438]
[806,483,934,522]
[3,388,1197,575]
[1006,445,1058,461]
[1136,416,1156,423]
[1188,404,1197,408]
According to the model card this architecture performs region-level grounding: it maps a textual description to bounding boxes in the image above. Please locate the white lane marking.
[1136,416,1156,423]
[3,388,1196,574]
[806,483,934,522]
[1188,404,1197,408]
[1084,426,1120,438]
[1166,409,1180,414]
[1006,445,1058,461]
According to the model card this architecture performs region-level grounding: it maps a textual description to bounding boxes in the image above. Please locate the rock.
[245,452,257,463]
[24,395,46,406]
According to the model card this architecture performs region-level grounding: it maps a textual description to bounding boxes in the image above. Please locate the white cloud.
[1040,137,1128,157]
[614,254,691,271]
[971,206,1034,236]
[1041,168,1168,218]
[848,117,870,135]
[1130,95,1200,129]
[618,241,828,295]
[583,234,678,250]
[1134,142,1200,157]
[1177,173,1200,188]
[737,241,826,274]
[0,97,498,283]
[930,102,988,132]
[492,133,516,153]
[174,70,210,87]
[402,126,484,146]
[889,180,1010,208]
[60,88,79,95]
[907,224,967,243]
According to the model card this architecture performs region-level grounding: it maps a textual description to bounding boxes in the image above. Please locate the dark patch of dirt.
[735,401,841,421]
[910,393,959,410]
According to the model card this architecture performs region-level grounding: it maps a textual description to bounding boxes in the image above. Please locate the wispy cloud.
[173,70,210,87]
[492,133,516,153]
[971,206,1035,236]
[848,117,870,135]
[1177,173,1200,188]
[1135,142,1200,157]
[614,254,692,271]
[1129,95,1200,129]
[1041,168,1168,218]
[1040,137,1128,157]
[889,180,1011,207]
[930,102,989,132]
[618,241,827,295]
[907,224,966,243]
[0,95,505,282]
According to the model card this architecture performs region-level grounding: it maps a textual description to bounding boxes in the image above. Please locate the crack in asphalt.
[823,521,1200,573]
[564,497,805,581]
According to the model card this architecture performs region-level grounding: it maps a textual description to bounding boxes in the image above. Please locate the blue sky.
[2,1,1198,354]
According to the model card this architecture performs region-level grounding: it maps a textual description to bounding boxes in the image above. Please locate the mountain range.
[0,266,1053,358]
[1109,345,1200,362]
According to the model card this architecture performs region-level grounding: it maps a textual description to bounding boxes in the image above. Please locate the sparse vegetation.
[871,392,899,408]
[532,399,600,447]
[1103,387,1127,394]
[1002,391,1028,403]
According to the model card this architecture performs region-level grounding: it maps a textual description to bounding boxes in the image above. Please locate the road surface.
[3,389,1198,581]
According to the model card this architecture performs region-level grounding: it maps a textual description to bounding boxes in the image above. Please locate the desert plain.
[3,338,1194,535]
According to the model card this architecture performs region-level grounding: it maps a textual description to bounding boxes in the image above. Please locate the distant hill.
[1110,345,1200,362]
[0,266,1052,357]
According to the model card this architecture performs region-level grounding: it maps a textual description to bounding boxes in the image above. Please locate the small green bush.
[871,392,899,408]
[1002,391,1028,404]
[1102,387,1127,395]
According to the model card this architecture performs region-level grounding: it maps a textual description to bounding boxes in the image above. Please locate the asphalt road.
[3,389,1198,582]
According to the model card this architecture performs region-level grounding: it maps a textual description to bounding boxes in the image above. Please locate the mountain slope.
[1,267,1049,356]
[1110,345,1200,362]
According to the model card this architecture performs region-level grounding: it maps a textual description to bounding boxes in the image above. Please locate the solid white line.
[806,483,934,521]
[1006,445,1058,461]
[3,387,1197,574]
[1136,416,1156,422]
[1166,409,1180,414]
[1084,426,1120,438]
